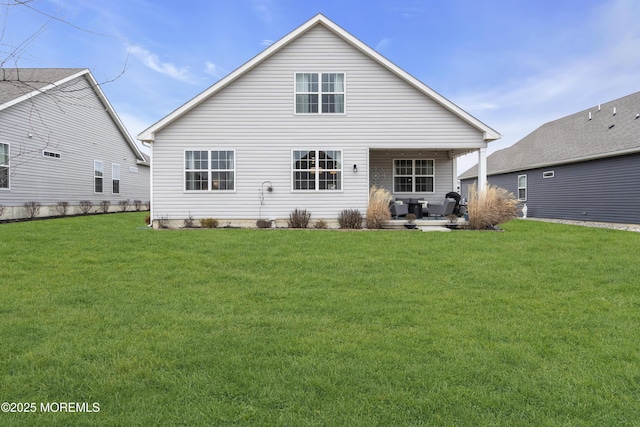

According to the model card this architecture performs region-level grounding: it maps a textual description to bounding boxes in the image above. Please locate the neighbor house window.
[292,150,342,191]
[112,163,120,194]
[43,150,61,159]
[94,160,103,193]
[185,150,235,191]
[295,73,345,114]
[393,159,434,193]
[0,143,9,189]
[518,174,527,200]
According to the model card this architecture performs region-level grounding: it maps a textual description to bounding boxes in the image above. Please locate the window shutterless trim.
[518,174,527,201]
[94,160,104,194]
[112,163,120,195]
[392,158,435,193]
[293,72,346,115]
[0,142,9,190]
[184,149,236,192]
[291,149,343,192]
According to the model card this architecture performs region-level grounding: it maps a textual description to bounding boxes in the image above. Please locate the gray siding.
[461,153,640,224]
[0,75,149,218]
[152,25,484,221]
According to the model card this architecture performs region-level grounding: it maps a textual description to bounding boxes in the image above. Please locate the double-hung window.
[518,174,527,201]
[185,150,235,191]
[0,143,8,189]
[293,150,342,191]
[112,164,120,194]
[94,160,104,193]
[393,159,434,193]
[295,73,345,114]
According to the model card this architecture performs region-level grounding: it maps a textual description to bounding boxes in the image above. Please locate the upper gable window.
[295,73,345,114]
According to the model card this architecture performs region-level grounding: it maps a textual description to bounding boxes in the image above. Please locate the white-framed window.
[543,171,555,179]
[184,150,235,191]
[295,73,345,114]
[0,142,9,189]
[94,160,104,193]
[518,174,527,201]
[393,159,434,193]
[112,163,120,194]
[292,150,342,191]
[43,150,61,159]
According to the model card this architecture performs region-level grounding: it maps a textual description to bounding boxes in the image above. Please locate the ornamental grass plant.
[366,186,392,229]
[467,182,519,230]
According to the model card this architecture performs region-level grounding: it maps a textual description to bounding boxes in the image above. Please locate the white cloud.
[261,39,275,47]
[204,61,219,77]
[128,44,192,82]
[375,37,392,53]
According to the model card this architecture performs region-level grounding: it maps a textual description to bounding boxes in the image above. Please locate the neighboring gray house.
[460,91,640,224]
[0,68,150,220]
[139,14,499,228]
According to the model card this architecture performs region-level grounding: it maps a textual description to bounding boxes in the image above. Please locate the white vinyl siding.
[0,142,9,189]
[150,24,485,220]
[0,74,149,210]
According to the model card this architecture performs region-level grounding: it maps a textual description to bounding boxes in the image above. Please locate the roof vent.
[635,114,639,120]
[613,107,616,116]
[598,104,601,111]
[588,111,592,120]
[609,124,615,129]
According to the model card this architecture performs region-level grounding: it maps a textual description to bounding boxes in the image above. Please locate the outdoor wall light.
[353,164,358,173]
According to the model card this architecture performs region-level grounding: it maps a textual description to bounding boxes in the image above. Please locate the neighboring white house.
[0,68,150,220]
[138,14,499,228]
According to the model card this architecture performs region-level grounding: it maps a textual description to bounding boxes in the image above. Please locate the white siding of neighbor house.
[0,75,149,219]
[151,24,484,221]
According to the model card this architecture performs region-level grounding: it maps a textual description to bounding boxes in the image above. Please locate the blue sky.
[3,0,640,172]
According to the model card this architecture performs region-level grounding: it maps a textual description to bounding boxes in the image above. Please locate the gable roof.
[459,91,640,179]
[138,13,500,143]
[1,68,149,165]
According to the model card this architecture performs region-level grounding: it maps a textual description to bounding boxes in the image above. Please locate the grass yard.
[1,213,639,426]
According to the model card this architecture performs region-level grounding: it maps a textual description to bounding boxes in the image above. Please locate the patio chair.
[427,198,457,218]
[389,201,409,219]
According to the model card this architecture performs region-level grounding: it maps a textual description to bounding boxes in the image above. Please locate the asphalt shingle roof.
[460,91,640,179]
[0,68,85,106]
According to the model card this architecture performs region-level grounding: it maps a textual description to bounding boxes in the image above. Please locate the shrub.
[467,182,519,230]
[183,212,195,228]
[200,218,219,228]
[256,219,271,229]
[314,219,328,229]
[0,204,5,218]
[133,200,143,211]
[144,201,151,211]
[99,200,111,214]
[338,209,363,229]
[366,186,392,229]
[55,201,69,216]
[79,200,93,215]
[118,199,130,212]
[145,214,151,225]
[23,201,41,219]
[288,209,311,229]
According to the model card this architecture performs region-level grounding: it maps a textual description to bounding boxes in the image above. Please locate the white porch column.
[477,147,487,192]
[451,155,458,191]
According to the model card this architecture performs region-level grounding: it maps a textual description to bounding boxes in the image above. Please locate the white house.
[0,68,150,220]
[138,14,499,228]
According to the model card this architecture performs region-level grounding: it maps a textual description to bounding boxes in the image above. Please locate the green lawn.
[1,213,639,426]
